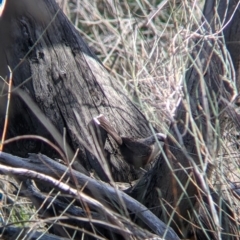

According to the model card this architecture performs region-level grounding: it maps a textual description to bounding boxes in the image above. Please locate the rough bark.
[0,0,155,182]
[0,0,239,239]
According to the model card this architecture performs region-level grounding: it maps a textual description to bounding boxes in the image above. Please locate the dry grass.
[64,0,239,180]
[62,0,205,130]
[0,0,239,238]
[63,0,240,231]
